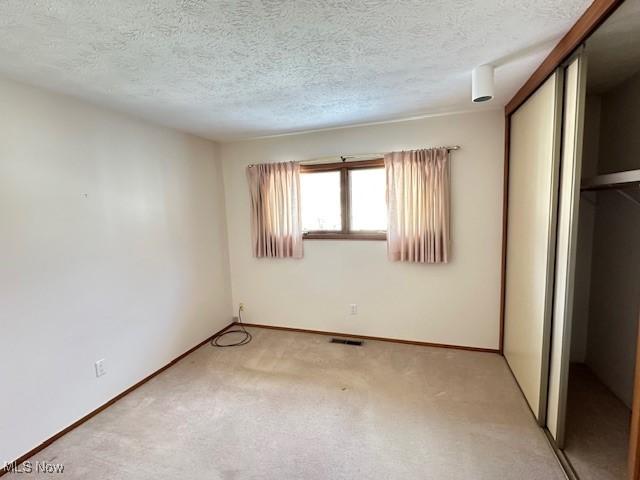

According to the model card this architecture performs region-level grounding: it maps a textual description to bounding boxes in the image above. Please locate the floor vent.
[330,338,363,346]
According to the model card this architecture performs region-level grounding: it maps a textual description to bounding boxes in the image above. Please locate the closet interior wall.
[571,69,640,409]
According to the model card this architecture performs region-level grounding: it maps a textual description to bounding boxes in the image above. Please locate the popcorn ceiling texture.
[0,0,590,140]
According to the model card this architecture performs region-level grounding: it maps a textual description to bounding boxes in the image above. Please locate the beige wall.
[221,110,504,350]
[0,78,232,462]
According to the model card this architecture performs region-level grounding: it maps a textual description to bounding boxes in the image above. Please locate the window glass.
[350,168,387,231]
[300,171,341,231]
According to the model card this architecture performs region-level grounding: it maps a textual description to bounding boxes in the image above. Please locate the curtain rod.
[248,145,461,168]
[336,145,460,162]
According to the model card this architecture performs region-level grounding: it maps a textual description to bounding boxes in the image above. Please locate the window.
[300,159,386,239]
[350,168,386,231]
[300,171,342,232]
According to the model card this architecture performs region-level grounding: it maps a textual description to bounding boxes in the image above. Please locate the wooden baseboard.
[1,322,234,477]
[238,322,500,353]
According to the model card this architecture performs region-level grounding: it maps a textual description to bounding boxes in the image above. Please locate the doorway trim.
[629,318,640,480]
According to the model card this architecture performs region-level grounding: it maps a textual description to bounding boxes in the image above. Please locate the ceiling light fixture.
[472,65,495,103]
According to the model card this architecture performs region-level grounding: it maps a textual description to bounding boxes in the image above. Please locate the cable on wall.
[211,306,252,347]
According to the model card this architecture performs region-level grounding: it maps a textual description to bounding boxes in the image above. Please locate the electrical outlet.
[95,359,106,378]
[239,303,245,311]
[350,304,358,315]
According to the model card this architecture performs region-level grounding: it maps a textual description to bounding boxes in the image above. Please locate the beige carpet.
[23,328,565,479]
[564,363,630,480]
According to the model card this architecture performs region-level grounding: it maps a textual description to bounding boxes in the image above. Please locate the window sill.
[303,232,386,241]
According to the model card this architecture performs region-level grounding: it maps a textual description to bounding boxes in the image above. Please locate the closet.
[503,1,640,479]
[562,14,640,476]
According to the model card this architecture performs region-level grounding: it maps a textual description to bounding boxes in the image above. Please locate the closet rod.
[616,188,640,209]
[336,146,460,161]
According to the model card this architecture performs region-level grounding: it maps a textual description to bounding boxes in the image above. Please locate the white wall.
[221,111,504,350]
[0,78,232,463]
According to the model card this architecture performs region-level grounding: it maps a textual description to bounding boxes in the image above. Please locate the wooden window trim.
[300,158,384,173]
[303,232,386,241]
[301,158,386,241]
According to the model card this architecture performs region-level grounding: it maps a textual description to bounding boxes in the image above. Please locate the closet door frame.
[504,0,622,117]
[630,320,640,480]
[499,0,640,478]
[546,50,587,448]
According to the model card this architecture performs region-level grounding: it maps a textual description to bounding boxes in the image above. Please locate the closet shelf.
[581,169,640,191]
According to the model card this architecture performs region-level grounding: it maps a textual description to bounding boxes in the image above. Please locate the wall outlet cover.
[95,359,106,377]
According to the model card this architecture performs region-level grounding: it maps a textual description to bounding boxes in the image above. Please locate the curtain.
[246,162,303,258]
[385,148,450,263]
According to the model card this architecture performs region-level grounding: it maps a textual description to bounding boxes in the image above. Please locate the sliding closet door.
[546,54,587,445]
[504,71,563,422]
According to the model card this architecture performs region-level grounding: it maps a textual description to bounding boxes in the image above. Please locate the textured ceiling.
[0,0,590,141]
[586,0,640,93]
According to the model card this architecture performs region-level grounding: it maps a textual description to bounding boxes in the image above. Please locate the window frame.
[301,158,386,241]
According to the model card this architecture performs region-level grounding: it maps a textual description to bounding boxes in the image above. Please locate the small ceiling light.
[472,65,494,103]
